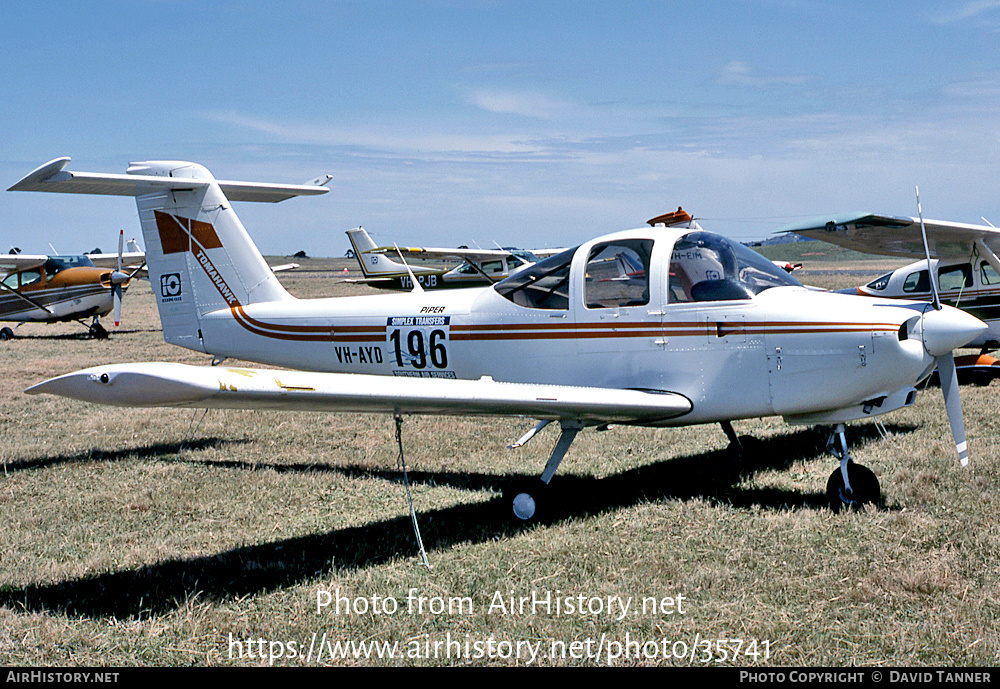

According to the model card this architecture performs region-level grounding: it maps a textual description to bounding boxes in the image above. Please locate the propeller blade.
[113,284,123,326]
[915,186,941,311]
[936,352,969,466]
[117,230,124,273]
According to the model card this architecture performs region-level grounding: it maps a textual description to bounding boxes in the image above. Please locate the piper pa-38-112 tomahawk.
[0,232,144,340]
[11,158,988,517]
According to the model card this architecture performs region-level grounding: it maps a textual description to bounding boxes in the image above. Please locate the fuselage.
[200,228,953,426]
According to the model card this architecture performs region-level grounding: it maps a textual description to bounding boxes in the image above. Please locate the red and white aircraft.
[10,158,987,517]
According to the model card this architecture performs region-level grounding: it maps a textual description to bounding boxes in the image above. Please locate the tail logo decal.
[155,211,223,254]
[160,273,182,301]
[154,210,241,308]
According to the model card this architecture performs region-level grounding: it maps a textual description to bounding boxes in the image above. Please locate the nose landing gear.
[825,423,880,512]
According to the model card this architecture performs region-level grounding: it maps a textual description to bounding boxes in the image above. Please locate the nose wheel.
[825,424,880,512]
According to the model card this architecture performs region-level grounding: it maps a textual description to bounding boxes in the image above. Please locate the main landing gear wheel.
[826,461,880,513]
[506,479,549,522]
[88,321,109,339]
[0,327,13,341]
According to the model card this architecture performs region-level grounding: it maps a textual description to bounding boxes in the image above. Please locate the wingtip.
[8,157,72,192]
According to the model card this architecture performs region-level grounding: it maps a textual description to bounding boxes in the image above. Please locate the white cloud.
[467,88,574,119]
[928,1,1000,24]
[204,111,545,156]
[717,61,813,89]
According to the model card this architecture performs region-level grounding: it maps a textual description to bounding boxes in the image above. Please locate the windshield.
[668,231,802,303]
[44,255,96,278]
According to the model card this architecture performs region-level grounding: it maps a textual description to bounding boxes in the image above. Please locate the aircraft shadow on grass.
[1,437,246,474]
[0,423,916,619]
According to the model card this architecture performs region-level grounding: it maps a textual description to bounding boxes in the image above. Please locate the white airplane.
[10,158,988,519]
[781,212,1000,351]
[345,227,547,290]
[0,232,145,339]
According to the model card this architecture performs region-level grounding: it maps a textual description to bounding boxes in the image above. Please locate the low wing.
[779,213,1000,259]
[26,363,692,426]
[0,254,47,275]
[367,245,567,263]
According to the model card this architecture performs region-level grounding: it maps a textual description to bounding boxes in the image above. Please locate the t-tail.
[8,157,329,352]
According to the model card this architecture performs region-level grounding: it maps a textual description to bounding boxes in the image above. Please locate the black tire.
[0,327,13,341]
[826,462,880,513]
[89,323,109,339]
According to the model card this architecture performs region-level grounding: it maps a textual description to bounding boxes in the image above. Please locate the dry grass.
[1,256,998,667]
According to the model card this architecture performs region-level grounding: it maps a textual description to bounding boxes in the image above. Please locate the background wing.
[367,246,514,262]
[0,254,48,275]
[780,213,1000,259]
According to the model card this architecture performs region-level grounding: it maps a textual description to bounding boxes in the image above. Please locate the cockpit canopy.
[493,230,801,310]
[44,255,96,278]
[667,231,801,302]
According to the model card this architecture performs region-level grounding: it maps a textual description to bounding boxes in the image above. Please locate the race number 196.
[387,316,450,372]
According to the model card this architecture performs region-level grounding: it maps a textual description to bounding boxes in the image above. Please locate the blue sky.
[2,1,1000,256]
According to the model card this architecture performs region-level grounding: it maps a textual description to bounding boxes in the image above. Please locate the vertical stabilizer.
[346,227,410,277]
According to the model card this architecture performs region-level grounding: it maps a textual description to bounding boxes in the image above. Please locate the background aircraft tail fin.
[346,227,410,277]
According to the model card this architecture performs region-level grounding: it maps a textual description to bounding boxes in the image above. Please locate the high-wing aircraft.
[345,227,550,290]
[0,233,145,340]
[781,213,1000,351]
[346,210,703,291]
[10,158,987,519]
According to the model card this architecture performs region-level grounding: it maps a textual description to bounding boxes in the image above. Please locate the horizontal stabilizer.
[9,157,330,203]
[26,363,692,426]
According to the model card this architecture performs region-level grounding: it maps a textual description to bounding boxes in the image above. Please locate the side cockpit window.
[668,231,801,303]
[866,273,892,291]
[938,264,972,291]
[584,239,653,309]
[494,246,575,310]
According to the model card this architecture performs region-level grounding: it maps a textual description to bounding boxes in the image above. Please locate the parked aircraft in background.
[346,209,705,291]
[345,227,546,290]
[11,159,986,519]
[782,212,1000,351]
[0,232,144,339]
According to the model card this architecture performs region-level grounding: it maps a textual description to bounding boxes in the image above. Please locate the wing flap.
[26,363,692,425]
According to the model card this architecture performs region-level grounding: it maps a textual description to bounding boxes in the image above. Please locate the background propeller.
[105,229,146,327]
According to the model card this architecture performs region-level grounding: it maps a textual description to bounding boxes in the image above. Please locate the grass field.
[1,250,998,667]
